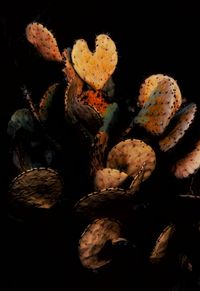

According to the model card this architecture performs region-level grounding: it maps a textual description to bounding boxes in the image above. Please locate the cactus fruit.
[9,167,63,208]
[107,139,156,181]
[159,103,197,152]
[72,34,118,90]
[134,78,182,135]
[173,140,200,178]
[26,22,62,62]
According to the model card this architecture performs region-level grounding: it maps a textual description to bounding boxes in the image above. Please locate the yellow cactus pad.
[72,34,118,90]
[26,22,62,62]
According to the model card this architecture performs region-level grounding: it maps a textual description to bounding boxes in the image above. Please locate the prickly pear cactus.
[26,22,62,62]
[72,34,118,90]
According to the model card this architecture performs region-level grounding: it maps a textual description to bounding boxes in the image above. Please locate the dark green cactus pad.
[7,108,35,139]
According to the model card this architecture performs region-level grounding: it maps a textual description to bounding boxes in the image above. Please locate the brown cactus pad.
[107,139,156,181]
[79,218,122,269]
[72,34,118,90]
[159,103,197,152]
[94,168,128,191]
[138,74,182,111]
[26,22,62,62]
[9,167,63,208]
[74,188,133,221]
[150,224,175,263]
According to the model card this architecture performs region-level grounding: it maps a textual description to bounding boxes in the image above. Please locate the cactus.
[26,22,62,62]
[39,83,59,122]
[72,34,118,90]
[134,78,182,135]
[173,140,200,178]
[159,103,197,152]
[107,139,156,181]
[138,74,182,110]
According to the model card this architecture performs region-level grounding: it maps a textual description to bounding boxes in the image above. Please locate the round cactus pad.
[107,139,156,181]
[79,218,122,269]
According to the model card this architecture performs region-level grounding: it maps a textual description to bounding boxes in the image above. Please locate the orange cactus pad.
[26,22,62,62]
[72,34,118,90]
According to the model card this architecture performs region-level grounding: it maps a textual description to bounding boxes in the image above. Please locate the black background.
[2,1,200,290]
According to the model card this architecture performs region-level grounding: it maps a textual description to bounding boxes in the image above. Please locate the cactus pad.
[134,78,181,135]
[159,103,197,152]
[150,224,176,263]
[79,218,122,269]
[74,187,133,222]
[173,140,200,178]
[26,22,62,62]
[39,83,59,122]
[72,34,118,90]
[94,168,128,191]
[138,74,182,111]
[9,167,63,208]
[107,139,156,181]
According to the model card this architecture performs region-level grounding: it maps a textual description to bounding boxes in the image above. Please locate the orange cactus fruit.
[26,22,62,62]
[71,34,118,90]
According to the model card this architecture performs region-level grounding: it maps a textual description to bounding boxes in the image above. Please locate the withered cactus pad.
[9,168,63,208]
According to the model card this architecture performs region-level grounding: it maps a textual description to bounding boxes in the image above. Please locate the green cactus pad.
[7,108,35,139]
